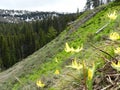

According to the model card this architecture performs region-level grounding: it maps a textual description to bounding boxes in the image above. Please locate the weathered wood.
[95,22,109,34]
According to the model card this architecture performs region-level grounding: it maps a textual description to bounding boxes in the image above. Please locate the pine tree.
[47,26,57,42]
[1,37,11,68]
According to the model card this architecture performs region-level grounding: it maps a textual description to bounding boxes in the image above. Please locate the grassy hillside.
[0,1,120,90]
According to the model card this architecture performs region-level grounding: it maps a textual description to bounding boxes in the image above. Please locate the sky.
[0,0,87,13]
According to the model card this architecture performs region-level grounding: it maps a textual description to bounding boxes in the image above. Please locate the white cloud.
[0,0,86,12]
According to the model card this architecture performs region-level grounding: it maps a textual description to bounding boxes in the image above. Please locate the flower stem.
[82,61,87,90]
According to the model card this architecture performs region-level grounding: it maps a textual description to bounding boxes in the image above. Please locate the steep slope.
[0,1,120,90]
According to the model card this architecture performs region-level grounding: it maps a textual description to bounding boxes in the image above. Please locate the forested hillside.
[0,12,80,69]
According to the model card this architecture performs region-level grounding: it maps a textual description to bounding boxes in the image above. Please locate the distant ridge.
[0,9,63,23]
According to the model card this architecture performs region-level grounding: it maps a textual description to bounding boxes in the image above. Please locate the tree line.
[85,0,118,10]
[0,13,80,70]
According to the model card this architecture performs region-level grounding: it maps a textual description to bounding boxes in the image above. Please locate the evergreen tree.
[47,26,57,42]
[1,37,11,68]
[38,29,46,47]
[86,0,92,10]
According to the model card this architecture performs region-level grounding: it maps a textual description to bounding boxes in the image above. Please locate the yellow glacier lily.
[64,42,83,53]
[109,32,120,41]
[88,69,93,80]
[54,69,60,75]
[36,80,45,88]
[55,58,59,63]
[114,47,120,55]
[66,58,83,70]
[87,63,95,80]
[64,42,71,52]
[108,11,117,20]
[111,61,120,71]
[73,45,83,53]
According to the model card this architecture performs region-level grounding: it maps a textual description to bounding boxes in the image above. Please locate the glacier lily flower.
[54,69,60,75]
[36,80,45,88]
[66,58,83,70]
[64,42,71,52]
[87,63,95,80]
[109,32,120,41]
[111,61,120,71]
[114,47,120,55]
[55,58,59,63]
[108,11,117,20]
[72,45,83,53]
[64,42,83,53]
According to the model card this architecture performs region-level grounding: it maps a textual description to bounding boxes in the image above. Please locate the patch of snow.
[3,17,6,19]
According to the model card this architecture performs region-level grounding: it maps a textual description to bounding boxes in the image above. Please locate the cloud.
[0,0,86,12]
[30,0,87,12]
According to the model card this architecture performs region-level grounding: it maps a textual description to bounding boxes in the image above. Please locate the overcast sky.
[0,0,87,13]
